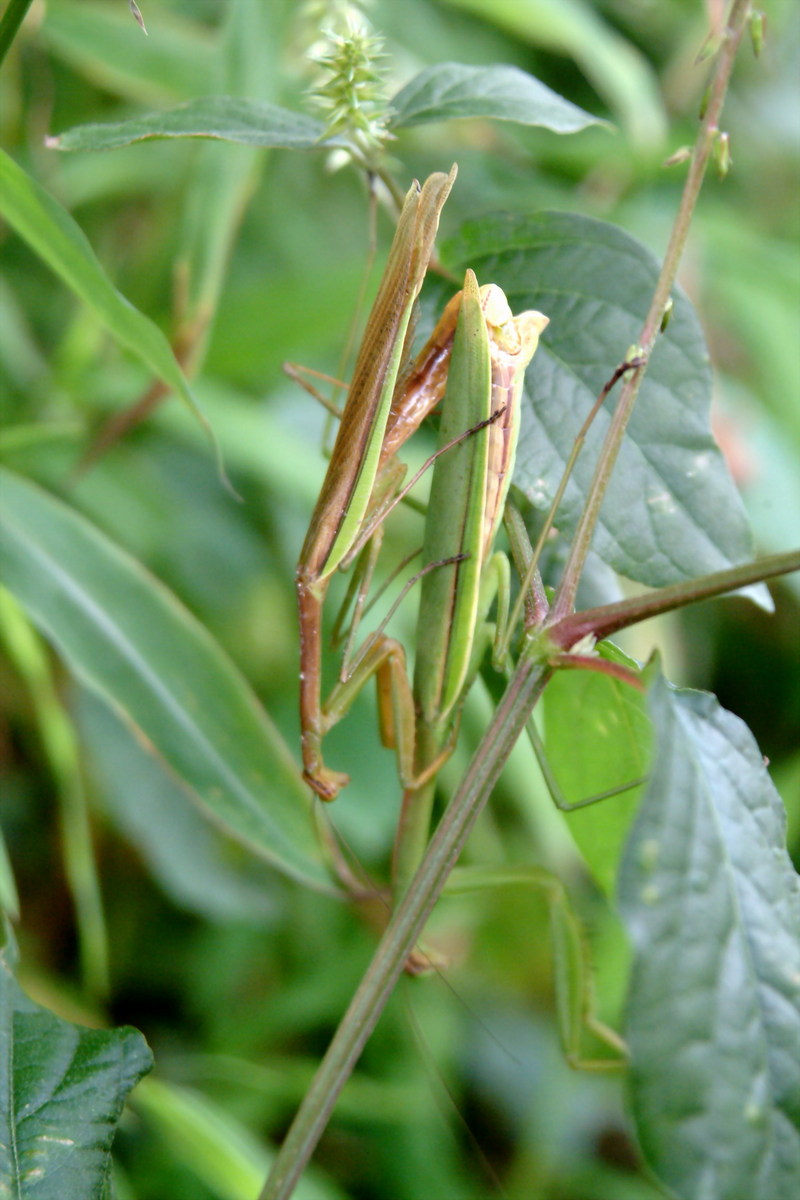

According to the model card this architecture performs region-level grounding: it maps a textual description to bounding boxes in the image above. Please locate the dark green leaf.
[618,675,800,1199]
[389,63,605,133]
[51,97,347,152]
[0,469,332,891]
[443,212,758,589]
[0,953,152,1198]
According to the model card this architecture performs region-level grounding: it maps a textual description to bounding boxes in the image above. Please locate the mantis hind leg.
[525,718,647,811]
[320,632,455,794]
[445,864,628,1070]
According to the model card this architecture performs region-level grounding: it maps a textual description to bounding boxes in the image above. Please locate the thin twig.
[551,0,753,622]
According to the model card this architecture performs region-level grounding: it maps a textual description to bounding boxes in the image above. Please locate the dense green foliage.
[1,2,798,1198]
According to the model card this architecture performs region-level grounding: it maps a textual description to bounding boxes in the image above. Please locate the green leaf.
[0,953,152,1198]
[50,96,347,153]
[77,690,278,922]
[442,0,667,147]
[542,645,650,896]
[0,150,217,456]
[618,675,800,1200]
[0,469,332,891]
[389,63,605,133]
[442,212,758,590]
[0,589,108,996]
[174,2,288,333]
[0,827,19,921]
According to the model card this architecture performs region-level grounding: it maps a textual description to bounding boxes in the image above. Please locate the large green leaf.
[50,97,346,153]
[0,469,332,891]
[0,150,215,452]
[442,212,758,590]
[618,675,800,1200]
[389,63,605,132]
[0,951,152,1198]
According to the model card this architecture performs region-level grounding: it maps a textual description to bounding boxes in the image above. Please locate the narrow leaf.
[0,828,19,921]
[50,96,347,153]
[442,212,758,591]
[0,469,332,891]
[0,150,217,454]
[175,4,288,330]
[129,1,146,36]
[618,675,800,1199]
[0,953,152,1198]
[78,690,278,922]
[389,63,605,133]
[0,589,108,996]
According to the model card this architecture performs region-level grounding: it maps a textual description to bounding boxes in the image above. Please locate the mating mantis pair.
[294,166,628,1067]
[296,166,546,816]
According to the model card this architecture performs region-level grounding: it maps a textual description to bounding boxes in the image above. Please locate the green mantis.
[393,270,548,892]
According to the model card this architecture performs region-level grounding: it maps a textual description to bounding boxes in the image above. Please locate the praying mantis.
[392,270,548,893]
[296,166,457,801]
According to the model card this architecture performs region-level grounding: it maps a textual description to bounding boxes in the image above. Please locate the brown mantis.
[296,166,457,801]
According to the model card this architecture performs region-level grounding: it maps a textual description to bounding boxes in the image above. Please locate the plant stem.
[551,549,800,649]
[258,658,552,1200]
[551,0,753,622]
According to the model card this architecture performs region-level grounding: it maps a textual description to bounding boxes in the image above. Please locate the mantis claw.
[303,764,351,802]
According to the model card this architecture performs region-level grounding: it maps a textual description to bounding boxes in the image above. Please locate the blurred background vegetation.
[1,1,798,1197]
